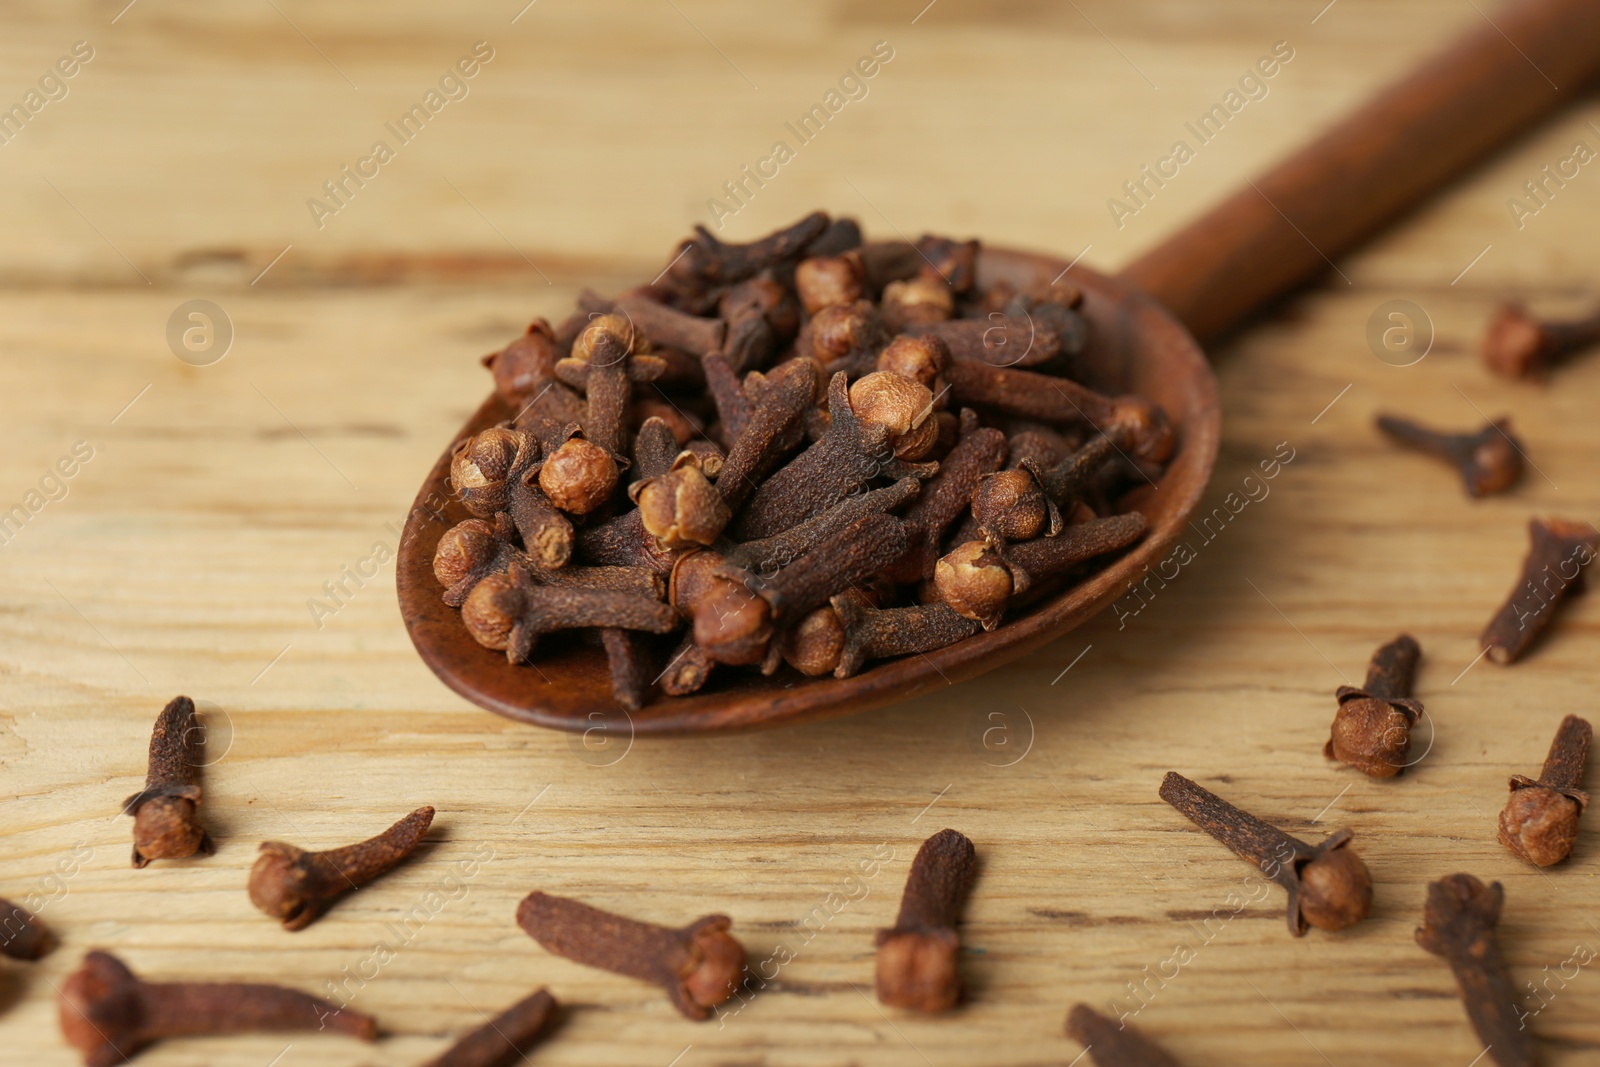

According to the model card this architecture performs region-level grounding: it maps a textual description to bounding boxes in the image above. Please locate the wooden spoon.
[397,0,1600,734]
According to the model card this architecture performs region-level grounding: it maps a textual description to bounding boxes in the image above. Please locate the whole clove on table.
[432,212,1168,706]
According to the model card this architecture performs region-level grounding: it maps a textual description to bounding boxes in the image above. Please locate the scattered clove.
[1065,1003,1185,1067]
[1159,772,1372,936]
[0,897,52,961]
[123,696,214,869]
[248,806,435,930]
[1376,414,1524,498]
[422,987,560,1067]
[877,828,977,1013]
[1326,634,1425,778]
[515,890,744,1021]
[58,950,375,1067]
[1480,517,1599,664]
[1499,714,1590,867]
[1415,874,1534,1067]
[1482,301,1600,380]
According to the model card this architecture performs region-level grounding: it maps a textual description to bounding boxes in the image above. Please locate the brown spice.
[0,897,52,961]
[515,891,745,1021]
[1376,414,1524,497]
[248,806,435,931]
[422,987,560,1067]
[781,593,980,678]
[1480,517,1599,663]
[885,414,1006,583]
[123,696,213,869]
[1499,714,1590,867]
[463,559,676,664]
[876,828,976,1013]
[1065,1003,1185,1067]
[662,211,830,297]
[1483,301,1600,380]
[1326,634,1424,778]
[630,452,730,550]
[537,431,620,515]
[601,628,655,713]
[613,289,726,358]
[554,314,666,456]
[1415,874,1534,1067]
[1159,772,1371,936]
[945,360,1173,462]
[59,950,376,1066]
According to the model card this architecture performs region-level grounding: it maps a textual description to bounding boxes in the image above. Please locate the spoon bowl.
[396,244,1220,734]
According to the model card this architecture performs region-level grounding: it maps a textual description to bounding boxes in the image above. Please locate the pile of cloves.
[435,211,1166,708]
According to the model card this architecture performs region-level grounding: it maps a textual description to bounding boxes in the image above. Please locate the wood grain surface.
[3,2,1599,1065]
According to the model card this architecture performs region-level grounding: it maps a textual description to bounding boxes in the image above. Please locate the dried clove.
[515,890,745,1021]
[0,897,52,961]
[1499,714,1590,867]
[631,416,681,483]
[1482,301,1600,380]
[908,315,1063,369]
[877,828,976,1013]
[422,987,560,1067]
[884,413,1006,583]
[59,950,375,1067]
[248,806,435,930]
[1376,414,1524,498]
[970,463,1061,542]
[630,452,730,550]
[123,696,213,869]
[537,430,621,516]
[1480,517,1599,663]
[1065,1003,1185,1067]
[881,272,955,332]
[663,211,830,297]
[733,372,935,539]
[1326,634,1425,778]
[554,314,666,456]
[463,559,677,664]
[614,289,726,358]
[792,300,889,377]
[1159,772,1372,936]
[688,512,910,666]
[794,252,866,315]
[601,628,655,713]
[450,426,574,570]
[935,513,1149,629]
[714,357,820,512]
[781,593,980,678]
[945,360,1173,462]
[1415,874,1534,1067]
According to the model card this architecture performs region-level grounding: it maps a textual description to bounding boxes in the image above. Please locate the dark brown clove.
[782,593,980,678]
[733,372,936,539]
[515,891,744,1021]
[631,416,681,483]
[422,987,560,1067]
[659,632,717,697]
[945,360,1173,462]
[663,211,831,297]
[0,897,52,961]
[876,829,976,1013]
[1326,634,1425,778]
[123,696,213,869]
[935,513,1149,629]
[795,252,866,315]
[915,235,979,294]
[688,512,909,666]
[450,427,573,570]
[58,950,375,1067]
[1499,714,1590,867]
[1065,1003,1185,1067]
[1159,772,1372,936]
[713,477,922,578]
[554,314,666,456]
[1037,431,1127,506]
[435,517,662,607]
[537,430,621,516]
[792,300,889,377]
[908,315,1062,369]
[601,628,656,713]
[881,273,955,332]
[1415,874,1535,1067]
[463,560,677,664]
[577,509,683,576]
[614,289,726,358]
[714,357,820,512]
[1480,517,1599,664]
[1483,301,1600,380]
[630,452,730,550]
[1376,414,1524,498]
[971,463,1061,542]
[248,806,435,931]
[482,318,563,404]
[885,414,1007,583]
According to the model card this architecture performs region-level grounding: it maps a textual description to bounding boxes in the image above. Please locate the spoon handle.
[1121,0,1600,343]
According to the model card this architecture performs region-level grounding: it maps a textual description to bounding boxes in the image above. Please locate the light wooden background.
[3,2,1599,1064]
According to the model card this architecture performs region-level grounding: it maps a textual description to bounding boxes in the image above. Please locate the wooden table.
[4,2,1599,1064]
